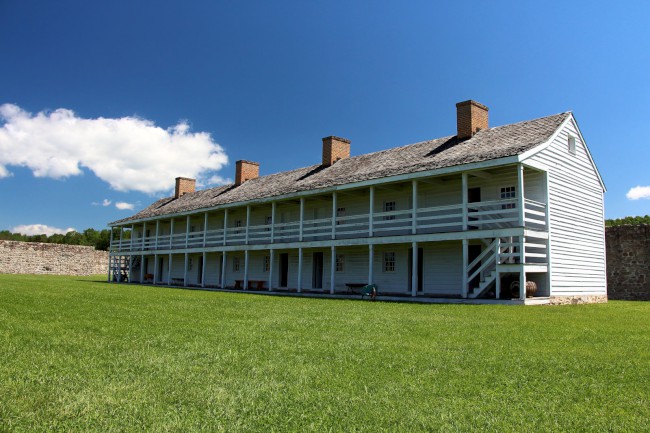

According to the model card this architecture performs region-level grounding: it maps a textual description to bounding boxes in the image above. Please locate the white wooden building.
[108,100,607,304]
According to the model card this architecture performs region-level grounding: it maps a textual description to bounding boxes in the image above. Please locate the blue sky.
[1,0,649,235]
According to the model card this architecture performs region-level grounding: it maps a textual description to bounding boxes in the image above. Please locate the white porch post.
[244,250,249,290]
[154,220,159,250]
[167,253,172,285]
[411,241,418,297]
[223,209,228,246]
[130,224,135,252]
[203,212,208,247]
[297,247,303,293]
[271,202,276,243]
[461,239,468,298]
[519,269,526,301]
[544,170,552,296]
[185,215,190,248]
[495,239,501,299]
[368,244,374,285]
[118,228,123,282]
[299,197,305,242]
[140,254,145,283]
[183,253,188,286]
[143,222,147,250]
[169,218,174,248]
[412,180,418,235]
[330,245,336,294]
[368,186,374,237]
[245,205,251,245]
[517,164,525,227]
[108,231,113,282]
[331,192,337,240]
[268,249,274,291]
[221,252,227,288]
[201,252,207,287]
[128,254,133,283]
[462,172,468,231]
[153,253,159,284]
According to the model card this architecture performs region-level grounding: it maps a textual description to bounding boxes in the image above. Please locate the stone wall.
[606,225,650,301]
[0,240,108,276]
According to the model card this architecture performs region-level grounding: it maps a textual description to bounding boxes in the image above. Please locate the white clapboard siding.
[203,252,221,286]
[525,116,606,296]
[422,241,463,295]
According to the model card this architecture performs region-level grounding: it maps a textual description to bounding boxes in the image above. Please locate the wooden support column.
[170,218,175,248]
[245,205,251,245]
[142,222,147,250]
[495,238,501,299]
[299,198,305,241]
[183,253,188,286]
[201,252,207,288]
[153,253,159,284]
[517,164,525,227]
[519,268,526,301]
[167,253,172,285]
[185,215,190,248]
[244,250,249,290]
[331,192,337,240]
[461,239,468,298]
[221,251,227,288]
[154,221,159,250]
[271,202,276,243]
[140,254,145,283]
[268,249,274,291]
[297,247,303,293]
[128,254,133,283]
[412,180,418,235]
[108,231,113,282]
[462,172,468,231]
[203,212,208,247]
[368,244,374,285]
[411,241,418,297]
[369,186,374,237]
[223,209,228,246]
[130,224,135,252]
[544,170,552,297]
[330,246,336,294]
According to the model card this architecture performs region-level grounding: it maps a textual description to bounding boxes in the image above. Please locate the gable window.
[263,255,270,272]
[383,201,396,220]
[336,207,346,225]
[336,254,344,272]
[233,257,240,272]
[500,186,516,209]
[568,135,577,155]
[383,252,396,272]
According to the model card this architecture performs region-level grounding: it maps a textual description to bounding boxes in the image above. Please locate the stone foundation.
[606,225,650,301]
[548,295,608,305]
[0,240,108,276]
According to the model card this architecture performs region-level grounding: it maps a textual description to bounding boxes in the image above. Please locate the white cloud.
[11,224,75,236]
[92,198,112,206]
[626,186,650,200]
[115,201,135,210]
[0,104,229,194]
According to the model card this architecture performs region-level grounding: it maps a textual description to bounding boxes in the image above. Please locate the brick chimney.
[175,177,196,198]
[235,160,259,186]
[322,136,351,167]
[456,100,489,140]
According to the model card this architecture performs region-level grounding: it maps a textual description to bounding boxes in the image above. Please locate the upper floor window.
[500,186,516,209]
[265,216,272,231]
[383,201,396,220]
[234,219,242,234]
[568,135,576,155]
[383,252,396,272]
[336,207,346,225]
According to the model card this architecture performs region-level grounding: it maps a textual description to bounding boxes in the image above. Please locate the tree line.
[605,215,650,227]
[0,228,114,250]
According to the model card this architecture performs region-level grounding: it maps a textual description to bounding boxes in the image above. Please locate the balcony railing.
[111,198,547,252]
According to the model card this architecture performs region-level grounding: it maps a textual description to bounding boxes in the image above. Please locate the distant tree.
[605,215,650,227]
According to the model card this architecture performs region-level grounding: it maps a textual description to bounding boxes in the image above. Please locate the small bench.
[235,280,266,290]
[170,277,184,286]
[345,283,366,294]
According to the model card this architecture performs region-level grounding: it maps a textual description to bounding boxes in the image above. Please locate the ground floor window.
[233,257,240,272]
[263,255,270,272]
[336,254,344,272]
[383,252,396,272]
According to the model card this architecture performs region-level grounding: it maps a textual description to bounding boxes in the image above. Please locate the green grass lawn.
[0,275,648,432]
